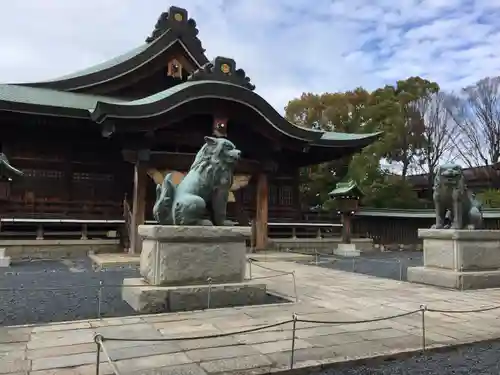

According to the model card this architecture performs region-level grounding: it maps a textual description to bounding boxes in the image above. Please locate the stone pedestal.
[334,243,360,257]
[122,278,267,313]
[408,229,500,289]
[123,225,269,313]
[0,248,11,267]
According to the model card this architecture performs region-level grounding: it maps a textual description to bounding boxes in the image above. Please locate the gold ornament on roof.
[174,13,183,21]
[221,63,230,74]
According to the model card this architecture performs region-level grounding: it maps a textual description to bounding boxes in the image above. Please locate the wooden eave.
[90,80,381,165]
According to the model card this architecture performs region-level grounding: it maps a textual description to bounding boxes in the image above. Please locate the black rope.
[99,320,294,342]
[427,305,500,314]
[297,309,421,325]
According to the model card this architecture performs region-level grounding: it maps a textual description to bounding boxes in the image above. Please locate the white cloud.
[1,0,500,113]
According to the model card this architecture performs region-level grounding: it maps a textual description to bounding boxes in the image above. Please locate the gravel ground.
[314,341,500,374]
[0,258,141,326]
[0,258,288,327]
[299,251,423,281]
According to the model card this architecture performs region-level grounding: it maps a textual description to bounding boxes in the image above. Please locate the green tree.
[286,89,373,209]
[368,77,440,178]
[285,77,439,210]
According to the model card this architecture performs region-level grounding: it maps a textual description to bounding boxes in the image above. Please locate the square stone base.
[334,243,360,257]
[407,266,500,290]
[122,278,268,314]
[139,225,250,286]
[0,256,10,267]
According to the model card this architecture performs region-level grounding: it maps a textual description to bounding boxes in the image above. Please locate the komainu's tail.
[153,173,176,224]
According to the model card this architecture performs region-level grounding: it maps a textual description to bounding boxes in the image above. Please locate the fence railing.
[0,218,123,240]
[268,222,342,239]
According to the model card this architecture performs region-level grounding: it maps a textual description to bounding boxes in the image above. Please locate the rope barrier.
[296,309,421,325]
[427,305,500,314]
[94,334,122,375]
[99,320,294,342]
[92,302,500,374]
[247,259,294,274]
[274,248,409,281]
[246,259,298,302]
[247,272,292,281]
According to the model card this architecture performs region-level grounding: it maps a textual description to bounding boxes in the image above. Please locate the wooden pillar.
[129,161,147,254]
[341,213,352,244]
[255,172,269,251]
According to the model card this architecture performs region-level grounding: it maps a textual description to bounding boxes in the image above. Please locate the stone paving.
[3,260,500,374]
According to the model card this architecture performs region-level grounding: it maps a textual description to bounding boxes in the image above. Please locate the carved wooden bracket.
[167,59,183,78]
[213,116,228,137]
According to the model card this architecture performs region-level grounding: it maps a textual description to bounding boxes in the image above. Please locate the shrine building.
[0,6,379,253]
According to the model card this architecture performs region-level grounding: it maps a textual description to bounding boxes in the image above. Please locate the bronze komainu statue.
[153,136,241,226]
[432,163,483,229]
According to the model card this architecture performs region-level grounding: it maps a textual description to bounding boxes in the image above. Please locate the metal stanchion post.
[460,265,464,291]
[291,271,298,302]
[94,334,102,375]
[352,258,356,272]
[207,277,212,309]
[420,304,427,352]
[97,281,103,319]
[290,314,297,370]
[315,250,318,265]
[249,260,253,280]
[399,260,403,281]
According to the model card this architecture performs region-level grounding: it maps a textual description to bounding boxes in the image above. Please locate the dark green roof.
[40,44,150,82]
[329,180,364,198]
[12,6,209,93]
[0,84,124,118]
[0,79,380,157]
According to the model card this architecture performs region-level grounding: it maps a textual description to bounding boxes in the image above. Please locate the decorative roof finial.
[187,57,255,91]
[145,6,202,49]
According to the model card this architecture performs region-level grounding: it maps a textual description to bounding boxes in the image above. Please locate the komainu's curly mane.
[153,136,241,226]
[190,141,231,185]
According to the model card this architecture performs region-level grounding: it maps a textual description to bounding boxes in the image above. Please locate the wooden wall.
[1,136,299,221]
[0,118,132,219]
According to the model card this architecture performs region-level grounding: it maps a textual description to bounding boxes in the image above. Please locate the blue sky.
[0,0,499,113]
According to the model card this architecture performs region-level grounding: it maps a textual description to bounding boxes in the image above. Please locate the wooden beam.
[122,150,261,174]
[255,172,269,250]
[129,161,147,254]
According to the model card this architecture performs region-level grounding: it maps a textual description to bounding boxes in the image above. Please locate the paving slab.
[199,354,272,374]
[88,253,140,268]
[248,252,314,262]
[5,260,500,374]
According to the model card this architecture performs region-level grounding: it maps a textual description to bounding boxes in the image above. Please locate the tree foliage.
[286,88,373,209]
[367,77,440,178]
[476,189,500,208]
[285,77,439,210]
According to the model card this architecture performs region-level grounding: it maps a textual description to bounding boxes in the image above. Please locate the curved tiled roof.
[13,6,209,92]
[0,5,381,166]
[0,84,124,118]
[90,80,381,149]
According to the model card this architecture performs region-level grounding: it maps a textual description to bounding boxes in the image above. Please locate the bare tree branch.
[411,92,456,190]
[447,77,500,182]
[420,92,455,166]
